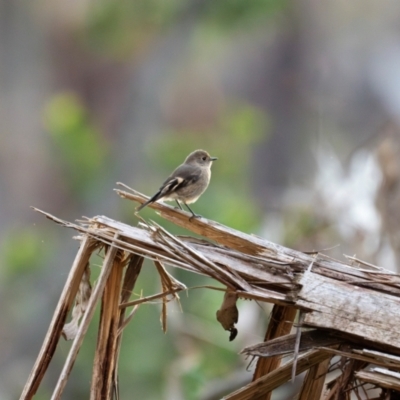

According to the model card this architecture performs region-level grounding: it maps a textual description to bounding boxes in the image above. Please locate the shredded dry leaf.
[216,290,239,341]
[62,262,92,340]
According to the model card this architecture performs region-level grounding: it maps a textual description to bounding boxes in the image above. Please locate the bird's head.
[185,150,218,167]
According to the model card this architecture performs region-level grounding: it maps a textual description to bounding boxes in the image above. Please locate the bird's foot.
[189,214,201,222]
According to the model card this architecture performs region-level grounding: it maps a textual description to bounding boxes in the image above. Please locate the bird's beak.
[210,157,218,161]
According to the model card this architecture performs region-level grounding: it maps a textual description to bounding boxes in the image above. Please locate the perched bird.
[137,149,217,219]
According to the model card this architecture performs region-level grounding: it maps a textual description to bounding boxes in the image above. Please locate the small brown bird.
[137,149,217,219]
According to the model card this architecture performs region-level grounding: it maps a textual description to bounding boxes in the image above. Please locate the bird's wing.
[137,165,201,210]
[159,164,201,196]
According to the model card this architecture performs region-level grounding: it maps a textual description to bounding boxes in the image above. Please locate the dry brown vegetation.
[21,183,400,399]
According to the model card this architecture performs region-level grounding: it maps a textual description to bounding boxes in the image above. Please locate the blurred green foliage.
[183,368,206,400]
[44,92,107,194]
[1,226,49,278]
[80,0,289,57]
[202,0,289,31]
[83,0,184,57]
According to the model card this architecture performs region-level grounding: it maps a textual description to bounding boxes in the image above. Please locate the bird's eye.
[202,156,207,161]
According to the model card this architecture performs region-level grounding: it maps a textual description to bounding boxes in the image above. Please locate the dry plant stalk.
[90,247,126,399]
[251,304,297,389]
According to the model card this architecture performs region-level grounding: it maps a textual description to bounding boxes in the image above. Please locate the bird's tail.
[136,191,162,211]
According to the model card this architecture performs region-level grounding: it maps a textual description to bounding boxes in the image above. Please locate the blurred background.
[2,0,400,399]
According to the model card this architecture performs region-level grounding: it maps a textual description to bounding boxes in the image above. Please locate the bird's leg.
[184,202,201,221]
[175,200,183,210]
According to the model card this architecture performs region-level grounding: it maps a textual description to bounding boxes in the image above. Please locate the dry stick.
[117,305,139,336]
[352,382,363,400]
[90,248,125,400]
[298,354,333,400]
[50,234,120,400]
[154,260,186,333]
[152,221,250,290]
[154,260,187,291]
[113,254,144,400]
[292,311,305,383]
[118,255,145,309]
[289,259,316,384]
[103,254,125,399]
[223,350,332,400]
[252,305,298,396]
[120,287,203,310]
[20,235,95,400]
[152,225,234,288]
[158,270,168,333]
[317,348,391,368]
[120,284,230,311]
[324,359,368,400]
